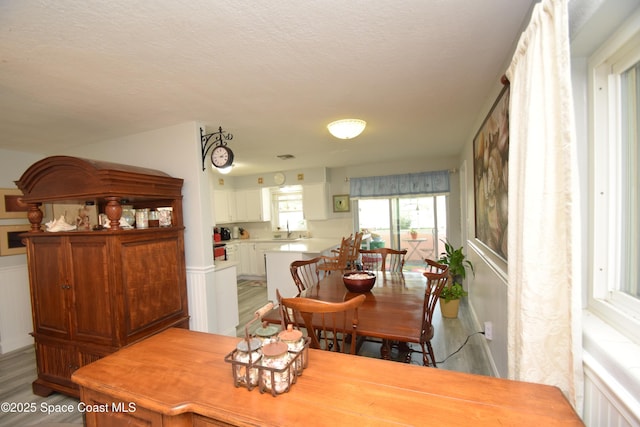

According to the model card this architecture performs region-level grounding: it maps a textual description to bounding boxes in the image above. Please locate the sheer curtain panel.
[505,0,583,410]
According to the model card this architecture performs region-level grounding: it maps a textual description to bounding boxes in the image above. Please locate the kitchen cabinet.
[303,183,329,220]
[235,188,271,222]
[237,242,254,276]
[255,243,272,276]
[234,241,273,277]
[213,189,236,223]
[15,156,189,398]
[224,242,238,263]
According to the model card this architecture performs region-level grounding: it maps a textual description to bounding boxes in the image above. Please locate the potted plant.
[437,240,474,318]
[410,228,418,239]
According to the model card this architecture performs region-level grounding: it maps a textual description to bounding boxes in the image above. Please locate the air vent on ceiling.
[277,154,295,160]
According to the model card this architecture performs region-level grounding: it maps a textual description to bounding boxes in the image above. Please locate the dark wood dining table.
[262,270,426,358]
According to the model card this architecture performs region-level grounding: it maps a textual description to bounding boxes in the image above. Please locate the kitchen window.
[270,186,306,232]
[590,19,640,343]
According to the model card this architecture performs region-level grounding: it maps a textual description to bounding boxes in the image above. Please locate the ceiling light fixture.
[327,119,366,140]
[217,165,233,175]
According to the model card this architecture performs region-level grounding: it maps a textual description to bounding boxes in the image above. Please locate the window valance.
[349,170,450,198]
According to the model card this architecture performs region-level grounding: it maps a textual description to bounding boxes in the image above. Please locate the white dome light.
[327,119,366,139]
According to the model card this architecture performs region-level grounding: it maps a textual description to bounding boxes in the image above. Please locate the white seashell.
[45,215,77,232]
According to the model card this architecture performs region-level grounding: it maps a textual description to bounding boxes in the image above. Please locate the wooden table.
[71,328,583,426]
[263,271,426,356]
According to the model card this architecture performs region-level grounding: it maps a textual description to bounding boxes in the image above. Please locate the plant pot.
[410,232,418,239]
[439,298,460,318]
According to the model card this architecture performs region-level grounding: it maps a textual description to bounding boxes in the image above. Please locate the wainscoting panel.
[0,264,33,354]
[186,265,211,332]
[467,241,508,377]
[583,352,640,427]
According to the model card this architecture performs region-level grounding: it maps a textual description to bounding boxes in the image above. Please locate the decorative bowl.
[342,271,376,293]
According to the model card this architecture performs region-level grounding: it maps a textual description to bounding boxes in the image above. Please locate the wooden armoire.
[15,156,190,397]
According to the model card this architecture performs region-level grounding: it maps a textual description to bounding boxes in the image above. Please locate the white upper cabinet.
[213,189,236,224]
[303,183,329,220]
[236,188,271,222]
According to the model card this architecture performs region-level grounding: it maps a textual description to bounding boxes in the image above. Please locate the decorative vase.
[439,298,460,318]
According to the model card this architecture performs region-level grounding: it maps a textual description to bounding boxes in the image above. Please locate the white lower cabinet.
[235,242,274,277]
[237,243,253,276]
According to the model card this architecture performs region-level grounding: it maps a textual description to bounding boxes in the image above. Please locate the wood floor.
[1,276,492,427]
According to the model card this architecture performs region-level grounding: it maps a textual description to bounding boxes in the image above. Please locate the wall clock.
[211,146,234,169]
[274,172,286,185]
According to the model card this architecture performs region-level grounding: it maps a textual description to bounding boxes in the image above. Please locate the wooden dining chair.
[347,231,364,269]
[278,291,366,354]
[419,259,449,367]
[360,248,407,272]
[317,235,352,275]
[290,257,322,294]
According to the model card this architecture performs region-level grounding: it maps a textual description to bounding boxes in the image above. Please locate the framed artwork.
[0,188,28,219]
[0,224,30,256]
[473,84,509,260]
[333,194,350,213]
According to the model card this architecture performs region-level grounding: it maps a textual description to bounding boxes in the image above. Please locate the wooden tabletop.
[264,271,426,343]
[72,328,583,426]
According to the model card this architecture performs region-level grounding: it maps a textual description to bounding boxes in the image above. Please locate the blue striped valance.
[349,170,450,198]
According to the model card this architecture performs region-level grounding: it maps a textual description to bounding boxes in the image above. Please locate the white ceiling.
[0,1,536,176]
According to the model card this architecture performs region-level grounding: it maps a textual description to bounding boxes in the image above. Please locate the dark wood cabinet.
[15,156,189,397]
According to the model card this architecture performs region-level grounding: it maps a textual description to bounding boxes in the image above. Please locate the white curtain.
[506,0,583,410]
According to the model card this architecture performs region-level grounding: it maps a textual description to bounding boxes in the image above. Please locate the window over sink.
[270,185,306,232]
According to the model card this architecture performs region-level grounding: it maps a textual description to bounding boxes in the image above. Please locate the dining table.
[262,270,426,359]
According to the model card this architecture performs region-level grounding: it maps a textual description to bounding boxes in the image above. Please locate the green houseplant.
[437,240,474,318]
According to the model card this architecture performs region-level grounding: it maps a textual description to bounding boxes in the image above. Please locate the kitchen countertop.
[264,238,339,254]
[213,259,239,271]
[221,237,340,254]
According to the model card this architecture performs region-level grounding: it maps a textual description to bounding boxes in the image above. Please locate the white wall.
[0,149,43,353]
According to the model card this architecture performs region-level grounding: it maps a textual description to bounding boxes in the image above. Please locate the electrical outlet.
[484,321,493,340]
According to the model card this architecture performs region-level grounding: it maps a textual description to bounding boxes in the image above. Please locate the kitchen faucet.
[287,220,292,238]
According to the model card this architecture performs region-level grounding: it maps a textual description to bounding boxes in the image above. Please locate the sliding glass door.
[355,195,447,268]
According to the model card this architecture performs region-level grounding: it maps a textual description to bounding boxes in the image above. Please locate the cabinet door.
[237,243,252,275]
[29,237,70,338]
[68,236,114,344]
[35,339,78,389]
[236,189,271,222]
[119,233,188,342]
[235,190,249,222]
[255,244,271,276]
[246,190,261,221]
[213,190,236,223]
[303,183,328,220]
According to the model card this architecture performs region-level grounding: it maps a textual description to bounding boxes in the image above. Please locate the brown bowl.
[342,271,376,293]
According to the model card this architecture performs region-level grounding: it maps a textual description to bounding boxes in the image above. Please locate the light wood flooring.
[1,276,492,427]
[0,346,84,426]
